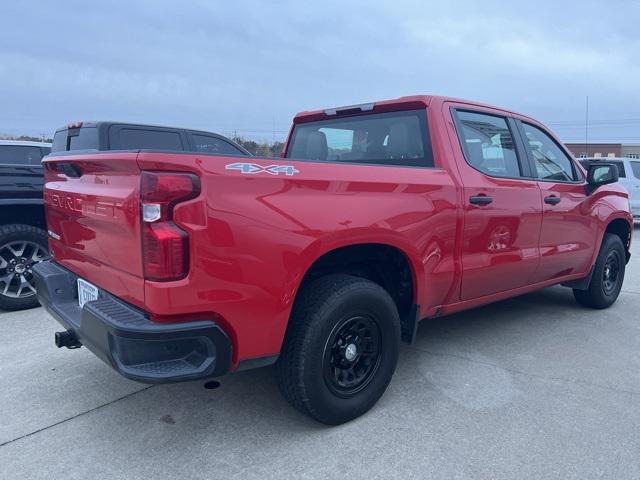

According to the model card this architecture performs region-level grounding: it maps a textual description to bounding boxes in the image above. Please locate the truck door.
[450,108,543,300]
[0,144,45,202]
[515,121,598,282]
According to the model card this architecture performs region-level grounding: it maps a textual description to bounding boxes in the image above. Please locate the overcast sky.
[2,0,639,143]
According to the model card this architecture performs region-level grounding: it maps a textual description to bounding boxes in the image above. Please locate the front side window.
[631,161,640,179]
[455,110,521,178]
[522,123,578,182]
[0,146,43,165]
[287,109,433,167]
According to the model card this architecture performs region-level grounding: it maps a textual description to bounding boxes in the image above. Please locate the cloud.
[406,12,640,89]
[1,0,639,142]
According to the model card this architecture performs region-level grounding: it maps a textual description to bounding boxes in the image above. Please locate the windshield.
[287,109,433,167]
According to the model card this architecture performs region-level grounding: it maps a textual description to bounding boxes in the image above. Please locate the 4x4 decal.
[225,162,300,176]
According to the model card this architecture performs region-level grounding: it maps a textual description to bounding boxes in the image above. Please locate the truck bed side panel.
[137,152,458,362]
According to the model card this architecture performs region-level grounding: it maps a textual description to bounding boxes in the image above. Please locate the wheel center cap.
[344,343,357,361]
[14,264,26,274]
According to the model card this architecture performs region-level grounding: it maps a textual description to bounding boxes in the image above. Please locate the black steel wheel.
[323,315,382,397]
[601,250,621,295]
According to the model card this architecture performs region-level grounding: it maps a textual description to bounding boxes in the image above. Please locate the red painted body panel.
[42,95,633,368]
[44,153,146,309]
[137,151,458,363]
[534,181,598,281]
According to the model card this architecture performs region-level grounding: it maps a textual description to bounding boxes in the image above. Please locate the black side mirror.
[586,162,619,195]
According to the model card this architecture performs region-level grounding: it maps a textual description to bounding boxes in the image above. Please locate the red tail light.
[140,171,200,281]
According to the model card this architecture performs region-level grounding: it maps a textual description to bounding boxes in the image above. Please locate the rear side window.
[0,146,43,165]
[522,123,578,182]
[116,128,183,151]
[52,131,66,152]
[52,127,99,152]
[287,109,433,167]
[631,162,640,179]
[192,134,246,156]
[455,110,522,178]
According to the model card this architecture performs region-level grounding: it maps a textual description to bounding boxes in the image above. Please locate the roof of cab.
[53,121,239,139]
[292,95,535,124]
[0,139,52,147]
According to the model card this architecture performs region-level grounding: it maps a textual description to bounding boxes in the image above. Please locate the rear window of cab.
[287,109,434,168]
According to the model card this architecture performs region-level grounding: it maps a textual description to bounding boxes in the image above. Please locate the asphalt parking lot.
[1,227,638,480]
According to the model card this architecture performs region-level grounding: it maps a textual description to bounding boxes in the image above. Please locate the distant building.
[565,143,640,159]
[621,145,640,159]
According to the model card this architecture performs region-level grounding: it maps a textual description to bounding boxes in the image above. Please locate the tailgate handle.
[59,163,82,178]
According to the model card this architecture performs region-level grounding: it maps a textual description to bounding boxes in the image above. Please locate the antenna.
[584,96,589,157]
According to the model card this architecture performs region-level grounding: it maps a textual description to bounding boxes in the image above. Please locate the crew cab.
[33,96,633,425]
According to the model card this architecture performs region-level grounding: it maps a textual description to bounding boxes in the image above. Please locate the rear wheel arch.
[290,242,422,344]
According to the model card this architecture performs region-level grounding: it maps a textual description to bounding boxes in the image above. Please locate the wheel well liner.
[0,204,46,230]
[605,218,631,262]
[298,243,418,344]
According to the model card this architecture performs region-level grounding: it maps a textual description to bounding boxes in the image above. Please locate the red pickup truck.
[34,96,632,425]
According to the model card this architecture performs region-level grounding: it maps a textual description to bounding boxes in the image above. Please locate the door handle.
[469,195,493,206]
[544,195,561,205]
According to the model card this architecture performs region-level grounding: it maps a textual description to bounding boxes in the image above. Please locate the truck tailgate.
[43,152,145,307]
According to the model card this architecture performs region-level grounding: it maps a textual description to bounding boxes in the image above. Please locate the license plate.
[77,278,99,308]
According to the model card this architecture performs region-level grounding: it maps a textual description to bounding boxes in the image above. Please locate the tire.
[275,274,401,425]
[0,224,50,311]
[573,233,626,309]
